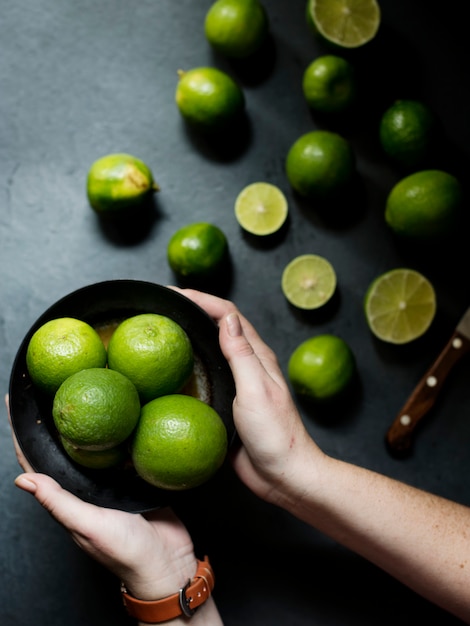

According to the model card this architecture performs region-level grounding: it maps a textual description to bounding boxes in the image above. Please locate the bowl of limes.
[9,280,236,512]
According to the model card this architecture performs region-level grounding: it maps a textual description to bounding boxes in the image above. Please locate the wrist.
[123,557,198,602]
[122,556,216,624]
[274,437,327,514]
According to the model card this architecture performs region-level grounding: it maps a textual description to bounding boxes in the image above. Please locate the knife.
[386,307,470,456]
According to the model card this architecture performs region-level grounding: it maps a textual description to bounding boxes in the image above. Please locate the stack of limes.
[26,312,229,488]
[26,317,140,470]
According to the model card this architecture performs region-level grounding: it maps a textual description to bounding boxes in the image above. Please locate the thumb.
[219,313,266,395]
[220,311,285,390]
[14,472,104,533]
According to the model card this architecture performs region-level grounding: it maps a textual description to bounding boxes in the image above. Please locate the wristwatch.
[121,556,215,623]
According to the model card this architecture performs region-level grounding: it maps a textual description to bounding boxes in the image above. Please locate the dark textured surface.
[1,1,469,624]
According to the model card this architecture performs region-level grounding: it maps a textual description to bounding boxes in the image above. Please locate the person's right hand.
[170,288,323,508]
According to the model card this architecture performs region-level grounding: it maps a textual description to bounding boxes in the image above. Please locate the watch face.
[9,280,236,512]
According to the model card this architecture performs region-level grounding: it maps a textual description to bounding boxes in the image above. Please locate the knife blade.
[386,307,470,456]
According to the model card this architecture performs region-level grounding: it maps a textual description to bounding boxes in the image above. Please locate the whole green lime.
[52,367,141,451]
[302,55,356,113]
[379,99,437,169]
[26,317,107,395]
[167,222,228,278]
[60,436,128,470]
[204,0,269,59]
[175,67,245,131]
[107,313,194,403]
[87,153,159,215]
[131,394,228,490]
[288,334,356,401]
[285,130,355,198]
[385,169,462,240]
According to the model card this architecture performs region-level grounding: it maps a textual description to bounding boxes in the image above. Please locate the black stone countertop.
[1,1,469,624]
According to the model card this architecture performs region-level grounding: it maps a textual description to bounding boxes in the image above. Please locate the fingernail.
[15,475,37,493]
[226,313,242,337]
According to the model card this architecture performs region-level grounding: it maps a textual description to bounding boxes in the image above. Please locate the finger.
[14,472,151,576]
[219,312,287,399]
[170,288,282,380]
[168,286,236,322]
[222,312,287,388]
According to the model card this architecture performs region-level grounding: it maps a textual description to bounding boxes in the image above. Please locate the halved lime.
[307,0,381,49]
[235,182,288,236]
[364,268,436,344]
[281,254,336,310]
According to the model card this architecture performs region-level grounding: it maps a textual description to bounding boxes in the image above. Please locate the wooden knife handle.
[386,330,470,456]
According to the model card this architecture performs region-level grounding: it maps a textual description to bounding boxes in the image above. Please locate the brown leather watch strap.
[121,556,215,623]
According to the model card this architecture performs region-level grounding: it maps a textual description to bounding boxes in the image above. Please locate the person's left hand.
[6,394,199,602]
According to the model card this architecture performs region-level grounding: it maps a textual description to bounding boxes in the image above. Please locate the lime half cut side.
[364,268,436,344]
[308,0,381,48]
[235,182,288,236]
[282,254,337,310]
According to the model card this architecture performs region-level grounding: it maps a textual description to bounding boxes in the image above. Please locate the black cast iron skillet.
[9,280,236,513]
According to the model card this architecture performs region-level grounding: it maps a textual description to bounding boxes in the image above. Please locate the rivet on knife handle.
[386,330,470,456]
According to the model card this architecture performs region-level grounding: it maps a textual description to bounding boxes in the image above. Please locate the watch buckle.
[179,579,196,617]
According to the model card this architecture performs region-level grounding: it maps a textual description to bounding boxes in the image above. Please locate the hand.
[5,395,197,602]
[171,290,470,626]
[170,288,323,508]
